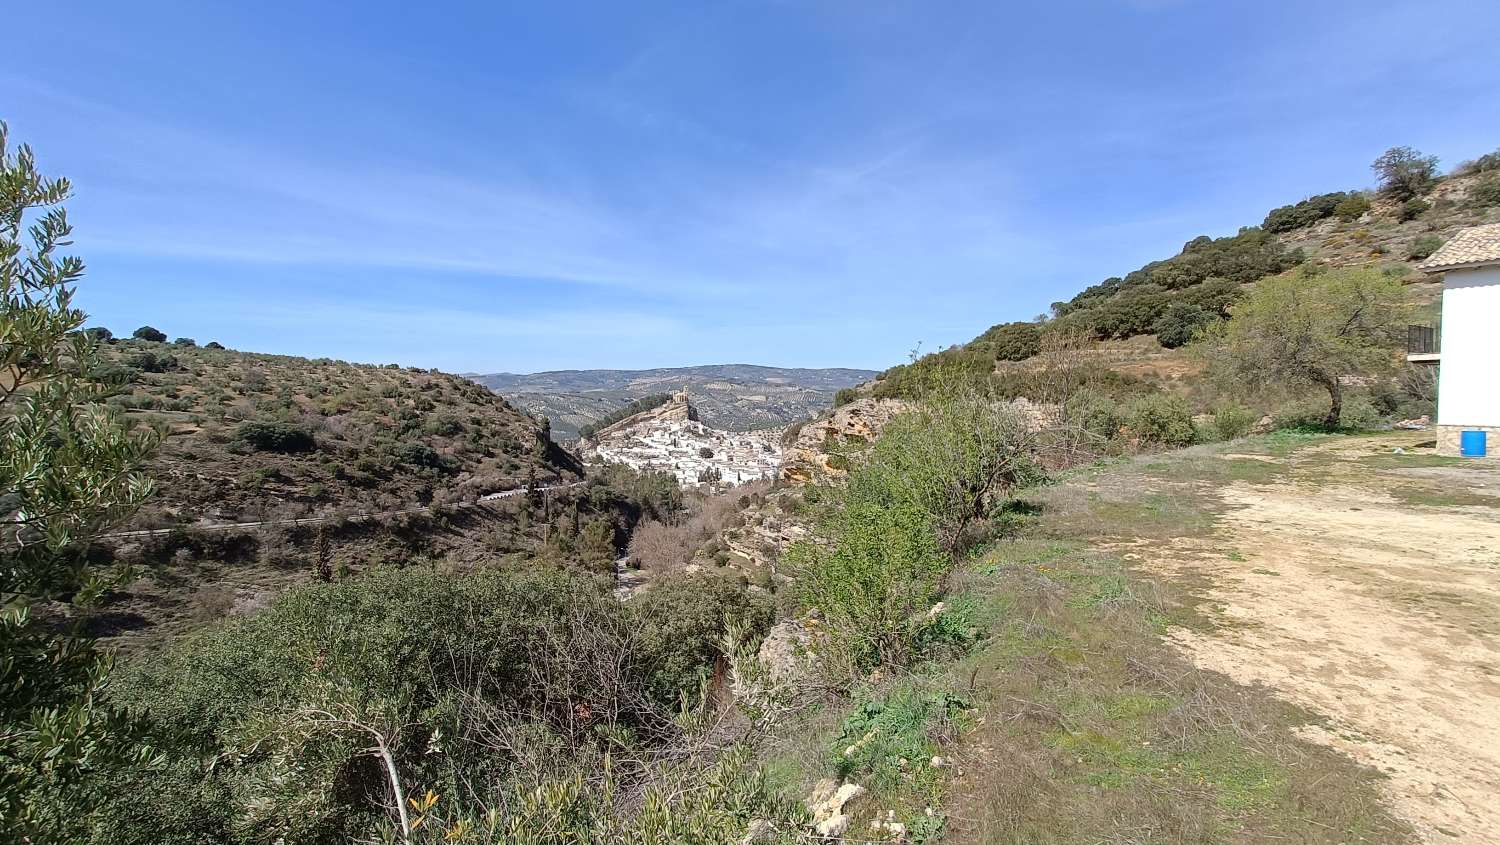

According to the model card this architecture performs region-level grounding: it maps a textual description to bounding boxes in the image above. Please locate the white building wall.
[1437,265,1500,428]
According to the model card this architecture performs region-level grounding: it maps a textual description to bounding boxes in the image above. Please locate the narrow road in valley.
[102,480,588,540]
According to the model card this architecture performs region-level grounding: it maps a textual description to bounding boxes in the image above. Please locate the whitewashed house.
[1417,223,1500,458]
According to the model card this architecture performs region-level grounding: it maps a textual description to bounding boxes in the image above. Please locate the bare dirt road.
[1165,435,1500,843]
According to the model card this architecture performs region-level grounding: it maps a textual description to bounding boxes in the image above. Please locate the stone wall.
[1436,424,1500,461]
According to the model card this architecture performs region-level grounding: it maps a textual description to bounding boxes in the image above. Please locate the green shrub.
[973,320,1042,361]
[1407,235,1443,260]
[789,399,1041,670]
[1397,197,1430,221]
[392,441,451,471]
[1151,302,1213,348]
[125,350,178,373]
[88,362,140,386]
[832,685,968,794]
[788,500,947,670]
[131,325,167,342]
[632,573,772,706]
[235,420,316,453]
[172,337,196,347]
[1211,404,1257,440]
[421,414,464,436]
[1333,193,1371,221]
[1125,394,1196,447]
[1065,392,1123,444]
[872,346,995,400]
[833,387,860,407]
[1274,396,1381,432]
[1262,192,1347,233]
[63,568,767,845]
[1270,399,1332,431]
[1472,172,1500,206]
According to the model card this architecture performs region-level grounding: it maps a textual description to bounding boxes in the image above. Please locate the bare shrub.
[627,479,771,573]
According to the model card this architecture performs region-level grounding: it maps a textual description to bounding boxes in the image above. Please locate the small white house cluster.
[585,411,783,487]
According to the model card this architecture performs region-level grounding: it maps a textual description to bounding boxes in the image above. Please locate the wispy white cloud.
[12,75,1043,312]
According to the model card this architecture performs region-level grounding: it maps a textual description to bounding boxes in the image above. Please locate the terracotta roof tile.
[1418,223,1500,272]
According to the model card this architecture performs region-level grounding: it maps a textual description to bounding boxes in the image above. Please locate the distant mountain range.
[466,364,877,440]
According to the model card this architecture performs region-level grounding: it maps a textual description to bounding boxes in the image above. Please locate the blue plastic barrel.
[1460,430,1488,458]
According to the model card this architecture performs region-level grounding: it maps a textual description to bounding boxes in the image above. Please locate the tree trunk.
[1323,379,1343,430]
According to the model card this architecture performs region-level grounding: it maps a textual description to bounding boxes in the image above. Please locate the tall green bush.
[1334,193,1371,221]
[236,420,316,453]
[973,320,1042,361]
[1151,302,1213,348]
[1125,394,1197,447]
[788,396,1041,671]
[1211,404,1257,441]
[1262,192,1347,233]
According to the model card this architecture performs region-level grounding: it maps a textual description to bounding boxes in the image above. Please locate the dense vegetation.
[37,567,792,844]
[787,395,1041,673]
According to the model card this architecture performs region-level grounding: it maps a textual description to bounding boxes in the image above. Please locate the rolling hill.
[468,364,877,439]
[864,149,1500,398]
[100,340,582,528]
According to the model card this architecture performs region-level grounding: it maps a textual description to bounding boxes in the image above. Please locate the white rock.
[815,814,850,838]
[738,819,775,845]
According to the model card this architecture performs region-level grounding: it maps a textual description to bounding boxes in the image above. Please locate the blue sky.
[6,1,1499,373]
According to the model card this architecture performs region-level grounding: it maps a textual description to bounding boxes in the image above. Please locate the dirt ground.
[1160,434,1500,842]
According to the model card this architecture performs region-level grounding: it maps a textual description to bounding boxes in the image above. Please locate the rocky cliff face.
[693,397,915,588]
[581,392,781,487]
[592,390,698,439]
[779,397,914,484]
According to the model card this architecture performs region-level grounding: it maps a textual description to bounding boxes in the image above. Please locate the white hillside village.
[580,391,784,486]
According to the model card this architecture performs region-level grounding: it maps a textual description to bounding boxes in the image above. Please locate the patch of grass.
[1260,429,1335,457]
[1387,485,1500,509]
[1357,452,1466,470]
[936,436,1412,844]
[1219,457,1286,484]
